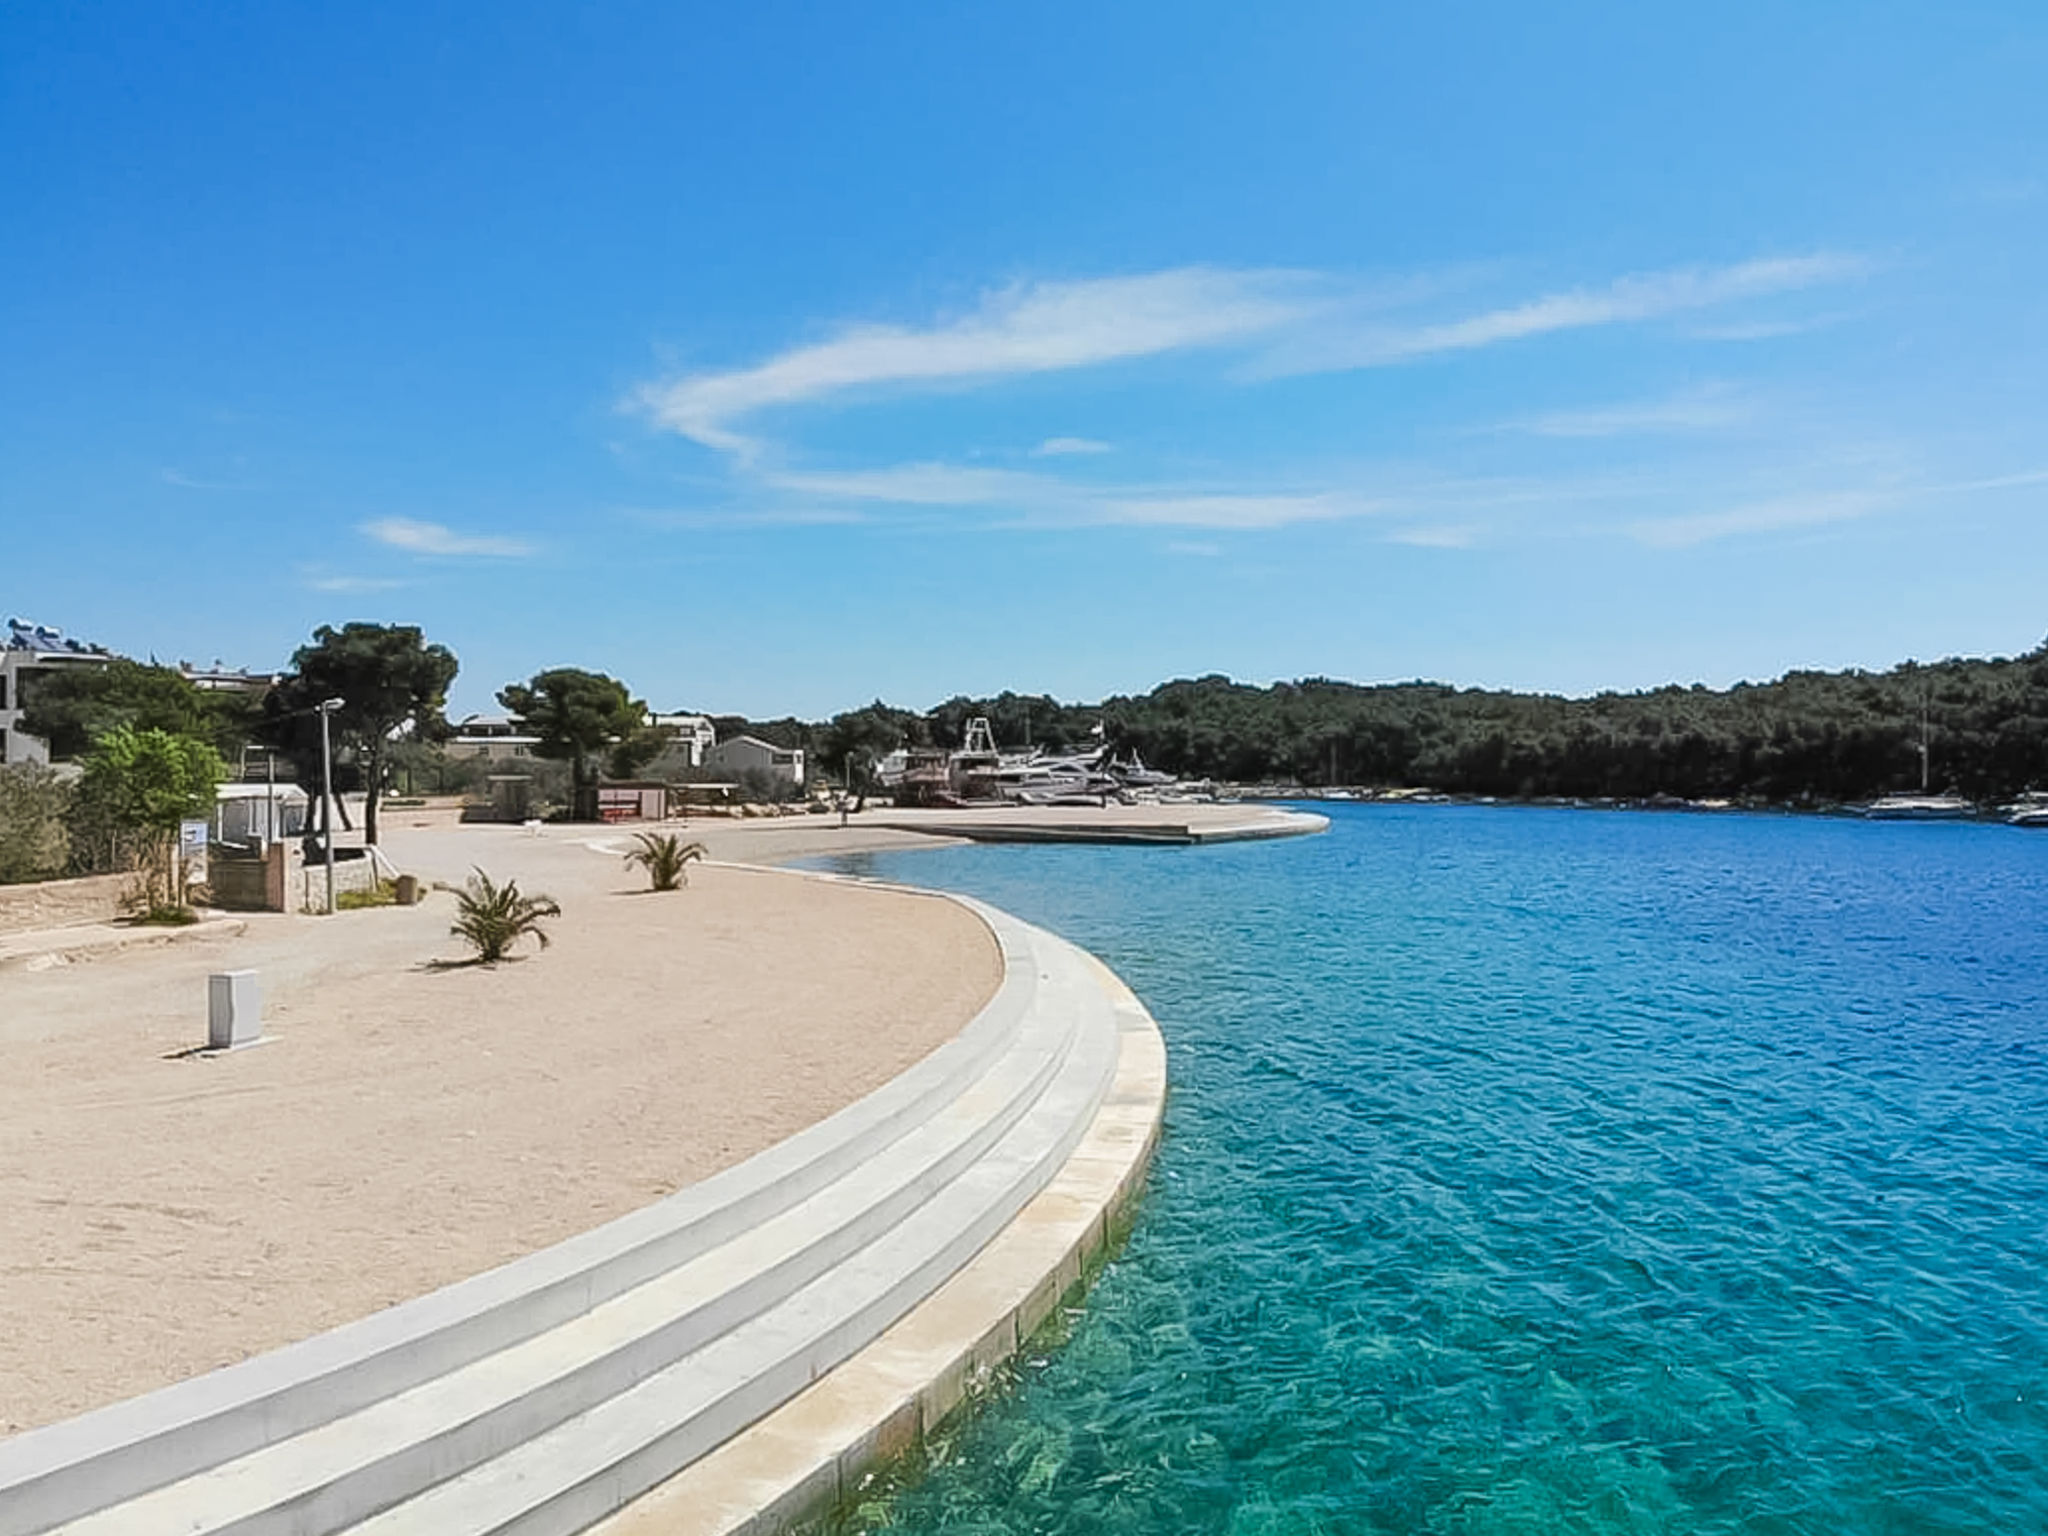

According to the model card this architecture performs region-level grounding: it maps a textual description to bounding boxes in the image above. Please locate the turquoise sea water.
[812,805,2048,1535]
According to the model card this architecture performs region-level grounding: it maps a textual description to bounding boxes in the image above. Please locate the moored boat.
[1857,793,1976,820]
[1856,701,1975,819]
[2002,791,2048,827]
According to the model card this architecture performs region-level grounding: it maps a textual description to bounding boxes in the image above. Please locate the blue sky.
[4,4,2045,717]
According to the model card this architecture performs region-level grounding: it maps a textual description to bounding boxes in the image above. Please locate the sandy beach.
[0,815,997,1433]
[0,801,1314,1436]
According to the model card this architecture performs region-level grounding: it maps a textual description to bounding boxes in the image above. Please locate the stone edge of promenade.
[0,867,1165,1536]
[588,940,1167,1536]
[872,805,1329,846]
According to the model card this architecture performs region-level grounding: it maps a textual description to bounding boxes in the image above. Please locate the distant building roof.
[5,618,109,657]
[179,661,277,693]
[454,713,541,741]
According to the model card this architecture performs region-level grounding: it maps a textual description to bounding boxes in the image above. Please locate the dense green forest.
[738,640,2048,805]
[15,634,2048,828]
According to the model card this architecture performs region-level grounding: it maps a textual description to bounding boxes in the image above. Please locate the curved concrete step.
[1,896,1042,1534]
[51,939,1106,1536]
[343,979,1122,1535]
[2,890,1125,1536]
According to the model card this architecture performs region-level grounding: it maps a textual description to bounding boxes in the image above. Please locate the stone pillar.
[264,841,290,912]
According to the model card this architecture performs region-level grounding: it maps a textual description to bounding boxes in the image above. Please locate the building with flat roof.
[448,713,544,762]
[1,618,112,765]
[649,712,716,769]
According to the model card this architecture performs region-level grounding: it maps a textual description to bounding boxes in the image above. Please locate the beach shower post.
[318,696,344,914]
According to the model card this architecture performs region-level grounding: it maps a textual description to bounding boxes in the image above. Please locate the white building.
[703,733,805,787]
[649,712,716,769]
[213,781,310,846]
[1,619,112,765]
[448,713,543,762]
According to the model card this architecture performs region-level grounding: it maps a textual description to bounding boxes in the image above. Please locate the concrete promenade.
[0,875,1159,1535]
[865,801,1329,845]
[0,803,1291,1532]
[0,819,1000,1433]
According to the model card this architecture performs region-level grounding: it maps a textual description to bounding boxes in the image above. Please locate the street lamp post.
[318,697,344,914]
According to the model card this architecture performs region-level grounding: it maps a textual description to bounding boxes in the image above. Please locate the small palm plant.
[624,831,707,892]
[450,868,561,963]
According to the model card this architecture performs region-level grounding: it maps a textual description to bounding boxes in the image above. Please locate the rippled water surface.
[813,806,2048,1534]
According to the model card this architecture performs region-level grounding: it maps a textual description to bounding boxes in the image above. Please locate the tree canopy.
[76,726,226,911]
[18,659,258,761]
[704,640,2048,806]
[79,724,224,832]
[498,668,648,819]
[816,701,925,786]
[268,623,458,843]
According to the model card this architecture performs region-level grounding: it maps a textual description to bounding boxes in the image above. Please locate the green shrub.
[0,762,72,884]
[77,725,224,912]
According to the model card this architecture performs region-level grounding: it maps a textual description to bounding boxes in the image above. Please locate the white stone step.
[0,899,1122,1536]
[47,957,1101,1536]
[0,901,1043,1534]
[342,991,1121,1535]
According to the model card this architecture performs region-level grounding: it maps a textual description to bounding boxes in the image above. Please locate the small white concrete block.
[208,970,262,1051]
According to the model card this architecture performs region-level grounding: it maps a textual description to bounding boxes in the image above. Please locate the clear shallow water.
[812,806,2048,1535]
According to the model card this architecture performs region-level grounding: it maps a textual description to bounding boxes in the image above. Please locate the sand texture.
[0,820,997,1433]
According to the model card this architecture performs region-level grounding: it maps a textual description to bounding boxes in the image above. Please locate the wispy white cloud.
[714,452,1656,535]
[360,517,535,557]
[621,504,867,530]
[640,256,1863,458]
[1944,468,2048,493]
[1096,491,1369,530]
[1681,312,1849,343]
[1390,525,1479,548]
[763,461,1371,530]
[1500,384,1752,439]
[639,446,2019,554]
[302,572,412,593]
[1274,254,1865,373]
[628,255,1877,548]
[764,462,1055,507]
[638,267,1314,456]
[1612,456,2048,550]
[1629,489,1893,548]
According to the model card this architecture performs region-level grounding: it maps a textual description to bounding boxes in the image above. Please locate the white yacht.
[2002,791,2048,827]
[1107,749,1176,790]
[1858,793,1975,820]
[1858,701,1975,818]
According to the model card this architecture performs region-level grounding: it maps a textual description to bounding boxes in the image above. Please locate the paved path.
[0,916,246,973]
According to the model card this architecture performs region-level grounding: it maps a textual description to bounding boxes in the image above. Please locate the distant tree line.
[11,629,2048,892]
[740,642,2048,805]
